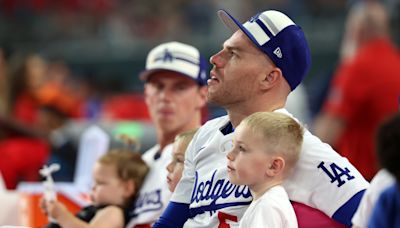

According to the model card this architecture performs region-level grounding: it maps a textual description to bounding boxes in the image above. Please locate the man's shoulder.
[142,145,160,156]
[198,115,229,132]
[141,144,165,163]
[202,115,229,127]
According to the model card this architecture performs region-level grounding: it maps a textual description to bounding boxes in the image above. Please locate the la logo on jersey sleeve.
[318,162,355,187]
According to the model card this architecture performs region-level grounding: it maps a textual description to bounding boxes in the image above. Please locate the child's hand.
[40,197,68,221]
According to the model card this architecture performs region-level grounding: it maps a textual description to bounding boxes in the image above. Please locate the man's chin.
[207,95,229,107]
[158,122,177,132]
[156,116,174,123]
[207,93,221,105]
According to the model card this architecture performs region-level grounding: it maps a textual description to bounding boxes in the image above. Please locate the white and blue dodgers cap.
[140,41,208,86]
[218,9,311,91]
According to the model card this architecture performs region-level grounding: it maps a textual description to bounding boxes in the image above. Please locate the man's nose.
[210,50,224,67]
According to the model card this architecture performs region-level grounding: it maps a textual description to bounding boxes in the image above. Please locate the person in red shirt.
[315,1,400,181]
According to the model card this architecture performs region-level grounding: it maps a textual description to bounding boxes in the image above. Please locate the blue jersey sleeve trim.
[332,189,366,227]
[152,202,190,228]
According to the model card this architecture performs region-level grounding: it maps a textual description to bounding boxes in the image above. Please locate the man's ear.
[265,156,285,177]
[196,86,208,108]
[260,68,283,90]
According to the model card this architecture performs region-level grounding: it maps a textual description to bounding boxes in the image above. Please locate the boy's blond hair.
[174,128,199,153]
[241,112,304,169]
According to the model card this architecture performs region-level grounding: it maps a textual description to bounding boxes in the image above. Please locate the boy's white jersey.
[126,144,173,227]
[171,109,369,227]
[239,185,298,228]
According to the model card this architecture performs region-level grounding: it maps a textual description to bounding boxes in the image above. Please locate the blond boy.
[166,129,198,192]
[227,112,303,228]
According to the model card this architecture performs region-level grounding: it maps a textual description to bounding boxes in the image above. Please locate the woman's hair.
[98,136,149,205]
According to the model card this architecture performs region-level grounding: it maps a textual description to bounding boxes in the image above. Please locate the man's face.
[208,30,273,107]
[144,71,206,134]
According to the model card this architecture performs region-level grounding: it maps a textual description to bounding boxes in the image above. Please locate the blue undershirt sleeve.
[152,202,190,228]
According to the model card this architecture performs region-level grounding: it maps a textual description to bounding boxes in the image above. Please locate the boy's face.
[166,139,186,192]
[91,162,130,206]
[226,123,273,188]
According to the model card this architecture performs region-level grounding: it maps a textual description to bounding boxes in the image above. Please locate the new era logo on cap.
[218,9,311,91]
[140,41,208,86]
[273,47,282,58]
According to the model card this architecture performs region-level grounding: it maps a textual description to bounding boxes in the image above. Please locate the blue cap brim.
[217,10,263,50]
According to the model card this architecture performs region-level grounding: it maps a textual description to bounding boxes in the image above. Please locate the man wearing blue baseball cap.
[125,41,208,227]
[154,9,368,228]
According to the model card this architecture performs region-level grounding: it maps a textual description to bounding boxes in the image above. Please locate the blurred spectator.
[41,104,78,182]
[1,53,83,136]
[314,1,400,181]
[0,53,85,188]
[125,41,208,227]
[0,102,77,189]
[368,113,400,227]
[352,169,395,228]
[7,53,48,126]
[37,59,85,119]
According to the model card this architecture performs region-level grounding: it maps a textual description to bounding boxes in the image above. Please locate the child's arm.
[45,201,124,228]
[45,200,89,228]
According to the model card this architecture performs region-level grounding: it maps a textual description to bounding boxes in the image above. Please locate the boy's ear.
[124,180,136,197]
[265,157,285,177]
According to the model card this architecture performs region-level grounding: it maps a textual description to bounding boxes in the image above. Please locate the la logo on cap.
[273,47,282,58]
[141,41,209,86]
[162,49,173,62]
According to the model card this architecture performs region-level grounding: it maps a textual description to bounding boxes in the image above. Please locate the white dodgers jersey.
[126,144,173,227]
[171,109,369,227]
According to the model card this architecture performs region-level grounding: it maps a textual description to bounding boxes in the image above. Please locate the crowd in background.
[0,0,397,92]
